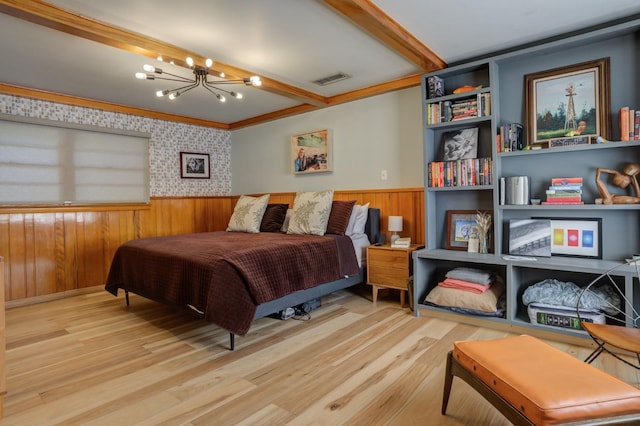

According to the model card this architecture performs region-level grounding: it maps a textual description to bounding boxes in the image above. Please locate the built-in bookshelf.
[414,16,640,342]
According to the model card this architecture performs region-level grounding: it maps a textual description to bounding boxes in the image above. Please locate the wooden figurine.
[596,163,640,204]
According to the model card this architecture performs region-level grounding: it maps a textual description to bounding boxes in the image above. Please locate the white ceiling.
[0,0,639,128]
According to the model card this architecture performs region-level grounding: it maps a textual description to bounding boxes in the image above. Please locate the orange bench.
[442,335,640,425]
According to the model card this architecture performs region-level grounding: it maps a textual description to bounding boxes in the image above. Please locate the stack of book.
[425,93,491,125]
[619,106,640,141]
[450,98,478,121]
[543,177,584,205]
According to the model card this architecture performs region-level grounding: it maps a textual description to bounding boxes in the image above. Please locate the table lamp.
[388,216,403,244]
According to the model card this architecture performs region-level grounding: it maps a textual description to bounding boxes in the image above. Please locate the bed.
[105,204,380,349]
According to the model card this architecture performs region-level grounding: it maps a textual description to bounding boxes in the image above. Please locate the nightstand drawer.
[368,249,408,269]
[368,265,409,289]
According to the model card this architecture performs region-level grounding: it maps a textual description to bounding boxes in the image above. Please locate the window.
[0,115,149,206]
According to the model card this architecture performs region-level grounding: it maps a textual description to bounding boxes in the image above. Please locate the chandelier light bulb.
[135,72,148,80]
[143,64,155,73]
[250,76,262,86]
[217,94,226,102]
[168,91,181,100]
[231,91,243,99]
[186,57,194,67]
[205,58,213,68]
[220,72,225,78]
[156,90,170,97]
[156,56,163,62]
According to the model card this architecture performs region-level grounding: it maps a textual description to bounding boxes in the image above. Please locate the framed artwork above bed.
[291,129,332,174]
[180,152,210,179]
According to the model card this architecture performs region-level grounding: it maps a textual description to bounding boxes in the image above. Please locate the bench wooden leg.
[442,351,454,415]
[443,351,536,426]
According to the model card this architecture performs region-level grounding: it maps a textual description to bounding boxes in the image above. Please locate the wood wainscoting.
[0,188,423,304]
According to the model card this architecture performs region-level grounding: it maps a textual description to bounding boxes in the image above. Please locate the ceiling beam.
[230,73,423,130]
[0,0,327,107]
[322,0,446,72]
[0,0,439,128]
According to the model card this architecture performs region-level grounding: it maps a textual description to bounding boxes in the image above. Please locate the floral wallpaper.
[0,94,231,196]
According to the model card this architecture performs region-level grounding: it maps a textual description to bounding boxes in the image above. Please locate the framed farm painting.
[524,58,610,146]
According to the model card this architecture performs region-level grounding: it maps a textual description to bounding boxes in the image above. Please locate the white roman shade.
[0,115,149,205]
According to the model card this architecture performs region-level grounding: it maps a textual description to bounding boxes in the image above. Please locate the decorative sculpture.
[595,163,640,204]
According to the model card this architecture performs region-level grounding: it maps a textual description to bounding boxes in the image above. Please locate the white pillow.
[226,194,270,233]
[345,203,369,236]
[280,208,293,232]
[287,190,334,235]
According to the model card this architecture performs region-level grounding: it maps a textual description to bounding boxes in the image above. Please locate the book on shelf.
[428,158,492,188]
[541,201,584,205]
[425,94,492,125]
[550,177,583,185]
[542,197,583,203]
[620,107,629,141]
[547,184,583,190]
[499,123,524,152]
[618,106,640,141]
[545,190,582,196]
[391,237,411,248]
[427,75,445,99]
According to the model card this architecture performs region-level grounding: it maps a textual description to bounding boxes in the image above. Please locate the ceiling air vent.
[312,72,351,86]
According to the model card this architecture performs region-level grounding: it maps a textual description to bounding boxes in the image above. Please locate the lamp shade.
[388,216,403,232]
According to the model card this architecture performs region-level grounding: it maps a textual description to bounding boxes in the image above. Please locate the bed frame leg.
[229,333,235,351]
[125,290,130,307]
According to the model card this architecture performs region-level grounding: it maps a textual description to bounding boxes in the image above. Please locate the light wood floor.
[2,284,639,425]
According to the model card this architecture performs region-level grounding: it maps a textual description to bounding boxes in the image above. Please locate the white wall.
[230,86,423,194]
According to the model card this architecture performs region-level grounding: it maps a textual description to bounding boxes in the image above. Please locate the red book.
[620,107,630,141]
[544,197,582,203]
[542,201,584,205]
[551,177,583,185]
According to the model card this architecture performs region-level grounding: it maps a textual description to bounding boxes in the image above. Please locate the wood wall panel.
[0,188,423,304]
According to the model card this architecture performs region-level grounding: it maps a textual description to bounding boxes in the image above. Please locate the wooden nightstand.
[366,244,421,307]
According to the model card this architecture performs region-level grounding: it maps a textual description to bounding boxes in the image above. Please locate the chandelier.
[135,57,262,102]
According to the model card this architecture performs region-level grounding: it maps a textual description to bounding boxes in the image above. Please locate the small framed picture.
[508,219,551,257]
[533,217,602,259]
[442,127,478,161]
[291,129,332,174]
[180,152,210,179]
[446,210,492,251]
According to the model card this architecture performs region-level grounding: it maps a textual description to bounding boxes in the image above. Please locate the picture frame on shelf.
[442,127,478,161]
[291,129,332,174]
[524,58,610,146]
[533,217,602,259]
[508,219,552,257]
[446,210,493,251]
[180,152,210,179]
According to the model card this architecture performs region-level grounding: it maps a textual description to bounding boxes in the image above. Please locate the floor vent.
[312,72,351,86]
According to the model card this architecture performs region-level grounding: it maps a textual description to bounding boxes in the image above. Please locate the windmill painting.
[525,58,610,145]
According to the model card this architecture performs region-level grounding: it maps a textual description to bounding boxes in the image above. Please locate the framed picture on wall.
[180,152,210,179]
[291,129,332,174]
